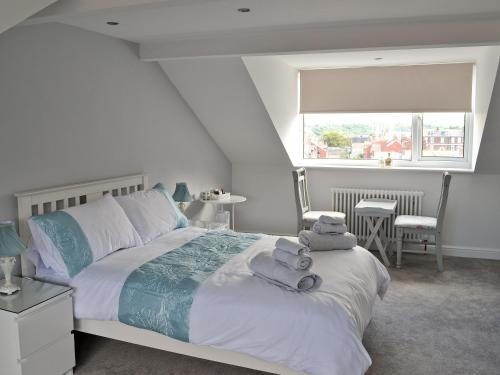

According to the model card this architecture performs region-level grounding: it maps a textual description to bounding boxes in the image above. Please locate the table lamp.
[172,182,192,212]
[0,221,26,295]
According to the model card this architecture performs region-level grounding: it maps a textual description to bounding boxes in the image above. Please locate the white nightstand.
[189,220,229,231]
[0,277,75,375]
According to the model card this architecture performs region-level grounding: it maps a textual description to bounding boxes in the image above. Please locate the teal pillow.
[153,183,189,228]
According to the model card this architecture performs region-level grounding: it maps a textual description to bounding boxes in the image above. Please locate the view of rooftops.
[303,112,467,161]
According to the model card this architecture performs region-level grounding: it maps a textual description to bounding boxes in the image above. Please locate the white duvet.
[69,227,390,375]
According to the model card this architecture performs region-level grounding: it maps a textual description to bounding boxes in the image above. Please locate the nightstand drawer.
[18,295,73,358]
[20,334,75,375]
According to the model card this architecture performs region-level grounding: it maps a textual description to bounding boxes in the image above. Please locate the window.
[303,113,412,160]
[421,112,466,158]
[303,112,470,166]
[299,63,474,169]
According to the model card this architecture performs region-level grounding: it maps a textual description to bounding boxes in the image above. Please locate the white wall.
[233,164,500,254]
[0,23,231,224]
[165,56,500,258]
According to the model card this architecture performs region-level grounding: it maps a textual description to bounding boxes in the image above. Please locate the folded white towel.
[249,252,322,291]
[318,214,346,225]
[275,237,310,255]
[312,222,348,234]
[272,248,313,271]
[298,231,357,251]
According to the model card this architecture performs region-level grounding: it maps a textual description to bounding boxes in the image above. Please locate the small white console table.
[355,198,397,267]
[200,195,247,230]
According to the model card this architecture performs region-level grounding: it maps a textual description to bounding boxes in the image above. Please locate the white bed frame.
[15,175,303,375]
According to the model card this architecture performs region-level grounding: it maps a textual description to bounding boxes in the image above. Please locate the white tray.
[211,192,231,201]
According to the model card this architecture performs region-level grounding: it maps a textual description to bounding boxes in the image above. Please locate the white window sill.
[295,161,474,173]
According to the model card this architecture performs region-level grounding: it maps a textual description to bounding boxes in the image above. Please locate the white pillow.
[28,194,142,277]
[115,188,179,244]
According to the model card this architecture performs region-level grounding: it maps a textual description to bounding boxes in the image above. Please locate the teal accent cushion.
[31,211,93,277]
[153,183,189,229]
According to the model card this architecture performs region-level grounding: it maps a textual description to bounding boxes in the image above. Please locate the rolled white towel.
[272,248,313,271]
[318,214,346,225]
[275,237,310,255]
[298,230,357,251]
[312,222,348,234]
[249,252,322,291]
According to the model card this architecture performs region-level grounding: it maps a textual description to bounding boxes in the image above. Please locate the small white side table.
[0,277,75,375]
[355,198,397,267]
[200,195,247,230]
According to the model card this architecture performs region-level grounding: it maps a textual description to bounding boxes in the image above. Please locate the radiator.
[331,188,424,242]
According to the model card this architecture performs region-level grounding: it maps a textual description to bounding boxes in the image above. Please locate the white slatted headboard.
[15,174,149,277]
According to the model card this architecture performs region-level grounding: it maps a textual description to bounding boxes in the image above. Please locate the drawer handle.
[15,294,72,322]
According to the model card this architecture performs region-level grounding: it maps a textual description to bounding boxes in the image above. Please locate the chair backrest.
[436,171,452,231]
[292,168,311,218]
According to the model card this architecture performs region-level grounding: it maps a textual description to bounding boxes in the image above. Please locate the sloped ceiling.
[476,65,500,174]
[0,0,58,35]
[160,57,291,165]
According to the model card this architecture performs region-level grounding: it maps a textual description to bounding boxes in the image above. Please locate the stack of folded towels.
[249,238,322,292]
[298,214,357,251]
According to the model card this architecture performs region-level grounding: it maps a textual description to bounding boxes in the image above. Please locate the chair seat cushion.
[303,211,345,223]
[394,215,437,229]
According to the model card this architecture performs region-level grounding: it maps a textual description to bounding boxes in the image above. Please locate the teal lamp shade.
[172,182,192,203]
[0,221,25,257]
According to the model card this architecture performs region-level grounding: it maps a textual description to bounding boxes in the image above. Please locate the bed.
[15,174,390,375]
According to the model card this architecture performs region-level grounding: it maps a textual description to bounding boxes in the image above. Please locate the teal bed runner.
[118,230,262,342]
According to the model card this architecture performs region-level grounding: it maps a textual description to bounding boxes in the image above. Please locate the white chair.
[292,168,345,235]
[395,172,452,272]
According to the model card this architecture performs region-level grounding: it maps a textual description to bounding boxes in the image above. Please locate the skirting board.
[263,232,500,261]
[401,243,500,260]
[74,319,305,375]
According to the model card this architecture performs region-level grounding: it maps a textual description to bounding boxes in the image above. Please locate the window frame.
[301,112,472,170]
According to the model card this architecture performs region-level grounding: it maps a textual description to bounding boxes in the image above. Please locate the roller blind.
[299,63,473,113]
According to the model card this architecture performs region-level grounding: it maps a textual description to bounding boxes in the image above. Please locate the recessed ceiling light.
[106,21,119,26]
[237,8,251,13]
[374,57,383,61]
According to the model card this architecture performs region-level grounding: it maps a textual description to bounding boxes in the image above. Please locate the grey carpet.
[73,254,500,375]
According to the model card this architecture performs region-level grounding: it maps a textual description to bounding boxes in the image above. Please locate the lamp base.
[0,282,20,295]
[0,257,20,295]
[178,202,186,213]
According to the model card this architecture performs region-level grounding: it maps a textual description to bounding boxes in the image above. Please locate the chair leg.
[396,227,403,269]
[435,232,444,272]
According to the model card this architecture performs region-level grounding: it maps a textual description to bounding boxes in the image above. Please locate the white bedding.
[69,227,390,375]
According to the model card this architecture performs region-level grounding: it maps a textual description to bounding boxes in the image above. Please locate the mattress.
[66,227,390,375]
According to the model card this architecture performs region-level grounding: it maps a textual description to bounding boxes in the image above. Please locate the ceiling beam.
[140,15,500,61]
